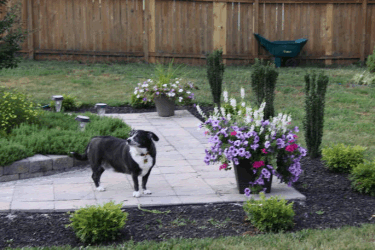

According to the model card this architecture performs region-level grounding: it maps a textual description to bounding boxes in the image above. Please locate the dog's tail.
[70,151,88,161]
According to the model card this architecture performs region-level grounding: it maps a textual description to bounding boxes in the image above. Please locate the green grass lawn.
[1,59,374,160]
[1,59,375,249]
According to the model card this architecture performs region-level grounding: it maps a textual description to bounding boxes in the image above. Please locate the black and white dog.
[70,130,159,198]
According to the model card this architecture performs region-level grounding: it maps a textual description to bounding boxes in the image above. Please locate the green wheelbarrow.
[254,33,308,67]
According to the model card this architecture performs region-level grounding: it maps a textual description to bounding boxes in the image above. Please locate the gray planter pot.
[154,95,175,117]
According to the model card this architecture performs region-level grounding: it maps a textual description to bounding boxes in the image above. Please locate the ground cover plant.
[0,111,131,166]
[0,59,375,249]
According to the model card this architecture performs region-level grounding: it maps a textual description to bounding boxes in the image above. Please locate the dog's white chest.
[129,147,153,176]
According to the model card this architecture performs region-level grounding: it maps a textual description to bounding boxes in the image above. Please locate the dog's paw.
[143,190,152,195]
[96,186,106,192]
[133,191,141,198]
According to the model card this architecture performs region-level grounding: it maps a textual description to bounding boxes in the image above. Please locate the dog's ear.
[148,132,159,142]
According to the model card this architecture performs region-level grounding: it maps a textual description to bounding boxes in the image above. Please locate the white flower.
[179,89,183,93]
[147,79,152,82]
[176,81,179,84]
[223,90,229,103]
[172,84,177,88]
[196,105,207,118]
[136,95,140,98]
[163,84,167,87]
[139,89,144,93]
[179,97,183,102]
[227,113,231,121]
[241,102,246,107]
[220,107,226,117]
[134,90,138,95]
[259,127,264,134]
[187,91,191,94]
[142,83,149,88]
[241,87,245,99]
[230,98,237,108]
[170,92,176,97]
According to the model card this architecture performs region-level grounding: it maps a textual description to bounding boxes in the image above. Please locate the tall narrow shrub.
[250,59,278,120]
[207,49,225,108]
[303,71,329,158]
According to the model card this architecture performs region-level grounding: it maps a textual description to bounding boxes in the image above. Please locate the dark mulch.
[1,105,374,249]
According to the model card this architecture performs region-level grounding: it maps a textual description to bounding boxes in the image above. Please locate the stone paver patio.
[0,110,305,212]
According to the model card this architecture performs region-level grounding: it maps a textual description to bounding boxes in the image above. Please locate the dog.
[70,130,159,198]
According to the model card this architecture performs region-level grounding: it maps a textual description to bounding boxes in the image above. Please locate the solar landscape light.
[95,103,107,116]
[75,115,90,131]
[51,95,64,112]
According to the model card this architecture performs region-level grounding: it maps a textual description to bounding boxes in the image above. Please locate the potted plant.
[196,88,306,195]
[133,62,197,117]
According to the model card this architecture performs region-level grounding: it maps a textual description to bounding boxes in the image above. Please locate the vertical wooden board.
[86,0,92,51]
[32,0,40,50]
[101,0,108,51]
[237,3,242,55]
[58,0,64,50]
[115,0,121,51]
[213,2,227,54]
[66,0,73,50]
[120,0,126,52]
[243,3,252,54]
[370,4,375,54]
[154,0,160,55]
[168,0,174,53]
[137,0,143,51]
[226,3,232,54]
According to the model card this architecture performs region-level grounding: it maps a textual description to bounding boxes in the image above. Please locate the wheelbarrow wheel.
[285,58,297,67]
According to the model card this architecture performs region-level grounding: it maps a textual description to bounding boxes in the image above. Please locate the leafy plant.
[243,192,295,233]
[322,143,366,173]
[351,71,375,86]
[250,59,278,120]
[366,46,375,73]
[0,138,33,166]
[206,49,225,108]
[0,0,28,70]
[303,71,329,158]
[66,201,128,244]
[49,94,82,111]
[0,86,41,134]
[349,160,375,196]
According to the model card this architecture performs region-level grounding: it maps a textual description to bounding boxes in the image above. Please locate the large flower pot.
[154,95,175,117]
[233,159,273,194]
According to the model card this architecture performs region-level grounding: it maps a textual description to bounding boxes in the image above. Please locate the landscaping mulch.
[1,105,374,249]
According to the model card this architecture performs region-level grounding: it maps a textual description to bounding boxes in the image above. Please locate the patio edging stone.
[0,154,88,182]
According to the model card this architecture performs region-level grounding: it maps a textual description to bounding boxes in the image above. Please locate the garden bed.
[1,105,374,249]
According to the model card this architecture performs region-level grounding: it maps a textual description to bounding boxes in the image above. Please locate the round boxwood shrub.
[322,144,366,173]
[66,201,128,244]
[349,160,375,197]
[243,192,295,233]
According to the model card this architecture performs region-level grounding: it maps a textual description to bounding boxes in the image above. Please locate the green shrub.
[66,201,128,244]
[303,71,329,158]
[366,46,375,73]
[0,86,41,134]
[322,144,366,173]
[0,139,33,166]
[1,111,132,166]
[250,59,278,120]
[50,94,82,111]
[349,160,375,196]
[351,71,375,86]
[207,49,225,107]
[243,192,295,233]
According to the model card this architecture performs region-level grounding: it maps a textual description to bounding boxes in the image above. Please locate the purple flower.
[261,168,271,179]
[232,149,239,156]
[253,136,260,143]
[299,147,307,156]
[234,140,241,147]
[143,97,147,102]
[250,144,259,151]
[212,120,220,127]
[233,158,239,165]
[244,188,251,197]
[211,135,220,143]
[245,151,251,159]
[155,91,159,95]
[238,148,246,157]
[294,126,299,132]
[264,141,271,148]
[276,138,285,149]
[262,120,270,126]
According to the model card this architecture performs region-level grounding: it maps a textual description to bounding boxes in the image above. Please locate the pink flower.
[293,135,298,139]
[204,131,209,136]
[261,148,268,154]
[231,131,237,136]
[219,163,228,170]
[253,161,265,169]
[285,144,298,152]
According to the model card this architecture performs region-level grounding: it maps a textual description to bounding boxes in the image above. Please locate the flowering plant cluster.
[133,78,197,105]
[196,88,307,195]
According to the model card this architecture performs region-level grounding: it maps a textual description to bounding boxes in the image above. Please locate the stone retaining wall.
[0,155,88,182]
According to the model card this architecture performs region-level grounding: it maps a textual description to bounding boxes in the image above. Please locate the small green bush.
[0,139,33,166]
[243,192,295,233]
[0,87,41,134]
[207,49,225,107]
[322,144,366,173]
[50,94,82,111]
[66,201,128,244]
[349,160,375,197]
[366,46,375,73]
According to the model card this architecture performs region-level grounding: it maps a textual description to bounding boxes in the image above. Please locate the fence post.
[145,0,156,63]
[360,0,368,64]
[253,0,259,61]
[213,1,227,64]
[27,0,34,60]
[325,3,334,65]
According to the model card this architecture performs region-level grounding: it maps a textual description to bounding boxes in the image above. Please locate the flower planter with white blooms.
[134,79,197,117]
[197,88,307,196]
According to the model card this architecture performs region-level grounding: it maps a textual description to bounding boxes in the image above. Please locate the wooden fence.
[1,0,375,65]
